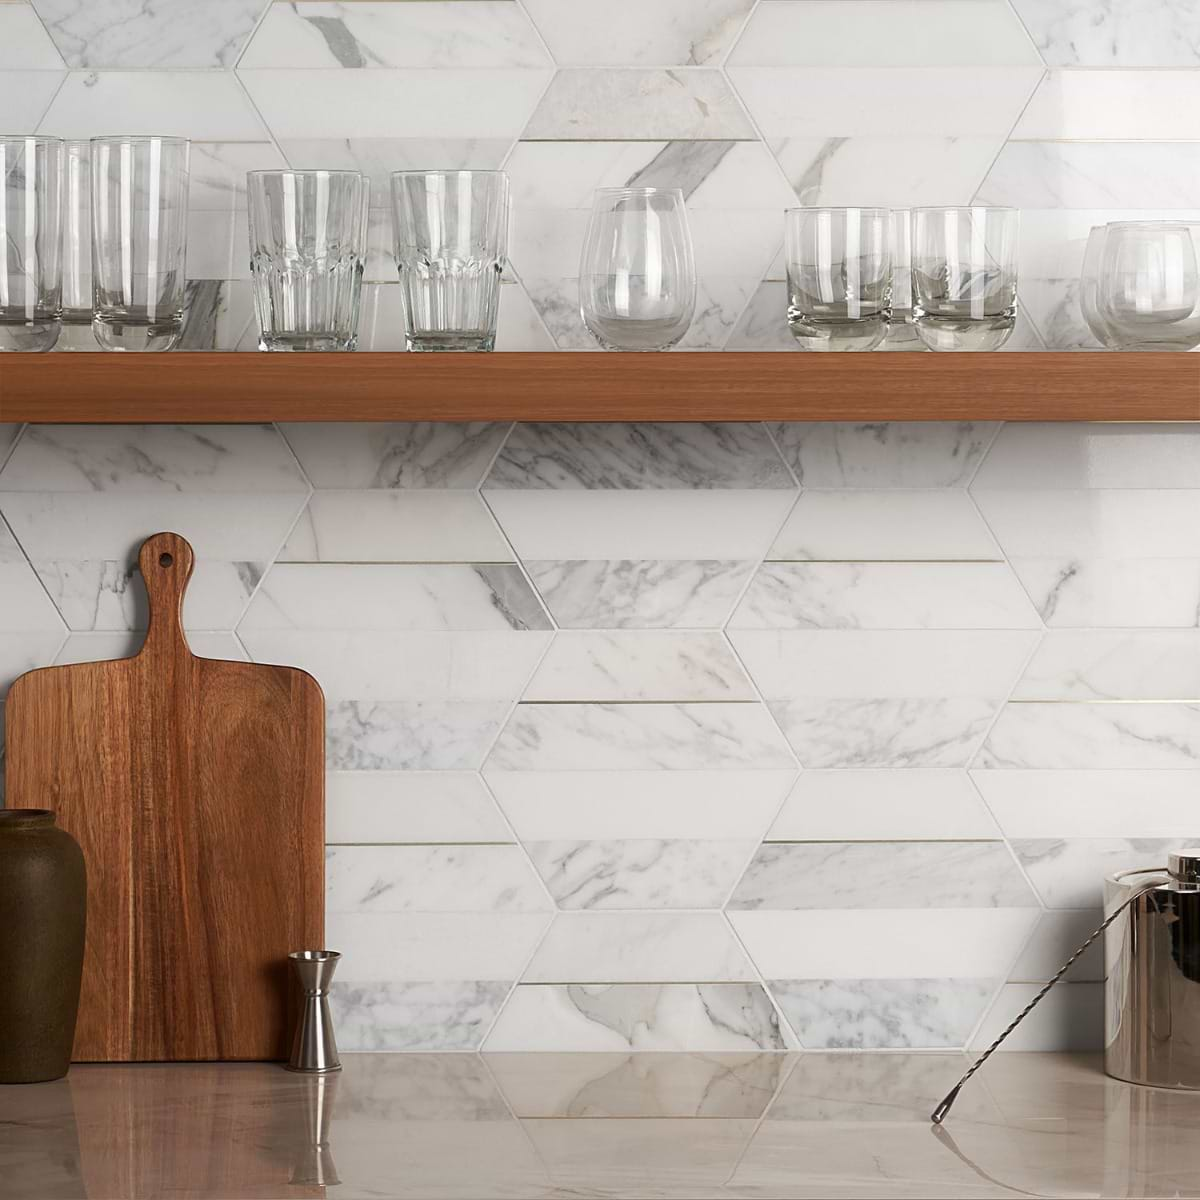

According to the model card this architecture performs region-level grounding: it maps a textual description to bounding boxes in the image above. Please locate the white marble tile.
[1009,559,1200,627]
[772,979,996,1050]
[977,142,1200,208]
[521,0,753,65]
[1010,0,1200,66]
[768,422,998,488]
[730,563,1041,630]
[330,912,550,981]
[39,70,268,139]
[523,632,753,701]
[0,426,20,467]
[485,984,787,1051]
[184,209,246,281]
[526,839,755,909]
[485,769,795,841]
[327,845,550,914]
[485,490,794,560]
[331,980,511,1051]
[726,279,796,350]
[186,142,288,210]
[1009,909,1105,982]
[978,703,1200,768]
[326,771,511,844]
[523,69,755,140]
[729,909,1040,980]
[326,699,512,770]
[1014,70,1200,139]
[179,279,256,350]
[240,1,549,68]
[280,422,509,490]
[31,0,265,67]
[768,490,998,562]
[486,703,795,771]
[969,982,1102,1051]
[279,492,512,563]
[52,630,246,665]
[240,630,549,701]
[1010,837,1188,908]
[525,559,755,629]
[767,770,999,842]
[0,69,64,131]
[769,134,1004,209]
[239,564,551,631]
[1012,632,1200,700]
[486,423,792,490]
[729,842,1037,910]
[728,66,1042,137]
[0,522,65,694]
[523,913,757,983]
[972,769,1200,838]
[239,68,552,139]
[0,4,63,67]
[975,423,1200,490]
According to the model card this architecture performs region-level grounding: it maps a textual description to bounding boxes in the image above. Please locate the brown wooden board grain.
[4,533,325,1062]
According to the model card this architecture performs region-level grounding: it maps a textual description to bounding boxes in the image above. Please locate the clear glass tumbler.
[91,135,190,352]
[390,170,508,352]
[785,206,891,352]
[1080,224,1114,348]
[580,187,696,351]
[885,207,921,349]
[911,206,1018,351]
[1095,222,1200,352]
[55,139,95,350]
[0,135,63,352]
[248,170,369,352]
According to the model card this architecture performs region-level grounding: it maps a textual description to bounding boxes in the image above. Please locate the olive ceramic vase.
[0,810,86,1083]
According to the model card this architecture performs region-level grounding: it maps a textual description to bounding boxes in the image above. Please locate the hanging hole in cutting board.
[159,553,173,568]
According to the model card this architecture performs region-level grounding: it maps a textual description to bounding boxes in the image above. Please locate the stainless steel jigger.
[287,950,342,1073]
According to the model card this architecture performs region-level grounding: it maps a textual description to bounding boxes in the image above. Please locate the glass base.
[259,334,358,352]
[406,333,496,352]
[913,315,1015,352]
[1110,338,1200,352]
[53,321,103,352]
[0,318,61,352]
[92,316,182,353]
[788,314,887,352]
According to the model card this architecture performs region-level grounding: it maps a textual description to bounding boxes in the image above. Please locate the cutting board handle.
[138,532,196,660]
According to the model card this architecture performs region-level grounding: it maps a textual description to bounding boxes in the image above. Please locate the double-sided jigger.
[287,950,342,1073]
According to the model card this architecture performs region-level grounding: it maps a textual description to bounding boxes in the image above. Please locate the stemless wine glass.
[248,170,369,352]
[911,206,1018,351]
[1095,222,1200,351]
[579,187,696,351]
[390,170,508,352]
[785,206,891,352]
[1,135,63,352]
[91,135,190,352]
[1080,224,1116,348]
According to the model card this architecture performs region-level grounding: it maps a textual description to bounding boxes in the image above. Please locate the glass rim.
[593,186,683,197]
[0,134,63,144]
[390,169,508,178]
[89,134,190,145]
[785,205,891,217]
[910,205,1018,214]
[247,168,367,179]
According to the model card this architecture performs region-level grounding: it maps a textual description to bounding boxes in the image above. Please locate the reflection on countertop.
[1,1051,1198,1199]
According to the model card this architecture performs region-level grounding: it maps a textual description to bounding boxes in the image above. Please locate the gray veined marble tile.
[331,980,511,1052]
[178,281,255,352]
[526,559,755,629]
[525,839,756,910]
[484,983,788,1051]
[186,143,289,211]
[1009,0,1200,65]
[486,702,795,772]
[484,422,793,490]
[1014,71,1200,140]
[728,842,1038,910]
[768,422,999,488]
[0,5,64,68]
[240,1,550,69]
[0,70,64,132]
[0,518,66,696]
[0,427,20,469]
[1012,631,1200,701]
[726,279,796,351]
[53,630,246,665]
[279,422,510,489]
[771,979,997,1050]
[31,0,266,67]
[522,69,756,140]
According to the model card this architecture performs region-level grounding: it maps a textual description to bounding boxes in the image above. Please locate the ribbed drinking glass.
[390,170,508,352]
[91,135,190,352]
[1,135,63,352]
[248,170,369,352]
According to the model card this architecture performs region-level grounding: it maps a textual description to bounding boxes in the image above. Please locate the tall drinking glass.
[55,139,95,350]
[91,135,190,352]
[911,206,1018,351]
[390,170,508,352]
[0,135,63,352]
[785,206,891,352]
[248,170,368,352]
[579,187,696,351]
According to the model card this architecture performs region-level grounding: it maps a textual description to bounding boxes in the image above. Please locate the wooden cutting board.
[4,532,325,1062]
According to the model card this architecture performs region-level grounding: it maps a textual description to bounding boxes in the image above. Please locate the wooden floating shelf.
[2,352,1198,424]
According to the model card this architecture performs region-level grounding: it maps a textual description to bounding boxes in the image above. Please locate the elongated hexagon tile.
[31,0,270,68]
[0,514,66,698]
[0,3,64,68]
[1009,0,1200,66]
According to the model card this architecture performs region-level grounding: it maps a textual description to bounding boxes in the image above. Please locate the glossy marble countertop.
[1,1051,1197,1199]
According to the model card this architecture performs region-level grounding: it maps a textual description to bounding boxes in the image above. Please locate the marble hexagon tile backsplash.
[2,419,1200,1053]
[8,0,1200,349]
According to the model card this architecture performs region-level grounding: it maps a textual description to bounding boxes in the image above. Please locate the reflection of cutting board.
[5,532,324,1062]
